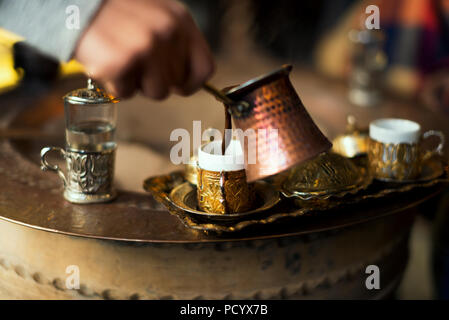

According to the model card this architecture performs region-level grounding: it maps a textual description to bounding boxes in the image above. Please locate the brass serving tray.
[143,157,449,233]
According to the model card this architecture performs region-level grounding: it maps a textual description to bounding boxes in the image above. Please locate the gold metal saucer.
[280,152,373,204]
[170,181,280,222]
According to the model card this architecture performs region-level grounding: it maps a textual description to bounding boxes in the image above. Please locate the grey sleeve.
[0,0,103,61]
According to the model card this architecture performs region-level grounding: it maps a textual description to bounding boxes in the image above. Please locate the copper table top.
[0,75,447,243]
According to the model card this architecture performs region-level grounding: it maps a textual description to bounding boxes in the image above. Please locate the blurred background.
[1,0,449,299]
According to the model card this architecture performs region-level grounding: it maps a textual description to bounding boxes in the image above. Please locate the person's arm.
[0,0,103,62]
[0,0,215,99]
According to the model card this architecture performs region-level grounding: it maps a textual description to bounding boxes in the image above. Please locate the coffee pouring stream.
[202,82,249,154]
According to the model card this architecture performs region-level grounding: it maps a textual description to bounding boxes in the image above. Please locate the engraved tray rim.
[143,157,449,233]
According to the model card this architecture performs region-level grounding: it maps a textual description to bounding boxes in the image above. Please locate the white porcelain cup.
[370,118,422,145]
[368,118,444,180]
[197,139,245,172]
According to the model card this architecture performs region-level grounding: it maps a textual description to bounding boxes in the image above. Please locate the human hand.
[74,0,215,99]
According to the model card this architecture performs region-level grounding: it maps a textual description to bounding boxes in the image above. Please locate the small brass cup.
[197,140,254,214]
[197,168,254,214]
[368,118,444,181]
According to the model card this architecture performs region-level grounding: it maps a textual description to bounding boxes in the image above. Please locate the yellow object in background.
[0,28,23,90]
[0,28,84,92]
[60,59,85,76]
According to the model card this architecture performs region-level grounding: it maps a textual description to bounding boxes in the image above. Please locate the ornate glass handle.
[40,147,68,186]
[422,130,445,161]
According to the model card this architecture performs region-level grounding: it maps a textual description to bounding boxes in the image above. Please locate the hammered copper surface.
[226,65,332,182]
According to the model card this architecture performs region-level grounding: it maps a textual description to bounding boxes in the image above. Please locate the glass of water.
[40,79,119,204]
[65,79,118,152]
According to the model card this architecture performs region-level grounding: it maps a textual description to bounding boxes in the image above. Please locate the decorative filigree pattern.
[66,149,115,194]
[40,146,117,203]
[280,153,373,208]
[282,152,367,196]
[368,139,420,181]
[197,168,254,214]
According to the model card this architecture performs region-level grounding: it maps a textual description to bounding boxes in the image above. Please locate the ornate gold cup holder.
[371,155,445,184]
[143,155,449,233]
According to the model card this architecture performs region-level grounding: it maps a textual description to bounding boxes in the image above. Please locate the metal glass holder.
[40,79,119,204]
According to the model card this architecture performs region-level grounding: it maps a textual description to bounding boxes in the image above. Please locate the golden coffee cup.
[197,140,254,214]
[368,118,444,181]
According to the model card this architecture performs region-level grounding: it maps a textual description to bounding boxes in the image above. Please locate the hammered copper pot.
[225,65,332,182]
